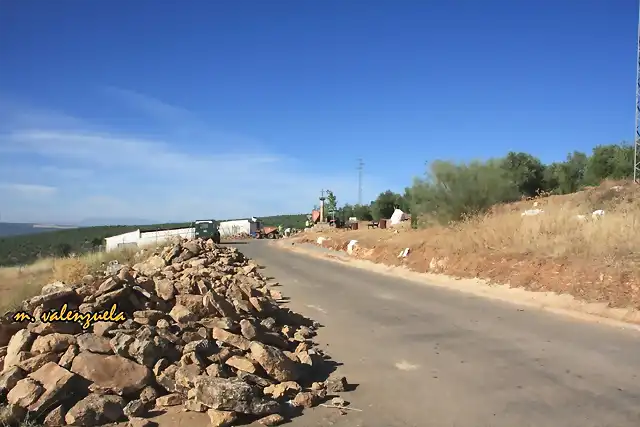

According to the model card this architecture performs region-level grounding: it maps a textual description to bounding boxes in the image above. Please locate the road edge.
[273,239,640,333]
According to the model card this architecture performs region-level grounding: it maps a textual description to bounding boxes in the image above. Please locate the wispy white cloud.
[0,183,58,197]
[0,89,381,223]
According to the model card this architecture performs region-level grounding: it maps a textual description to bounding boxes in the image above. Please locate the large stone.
[211,328,250,351]
[263,381,301,399]
[123,399,146,418]
[249,342,300,382]
[0,366,25,395]
[128,337,166,367]
[169,305,196,323]
[207,409,237,427]
[110,332,135,356]
[31,333,76,354]
[24,289,79,311]
[258,414,285,426]
[0,321,27,346]
[225,356,257,374]
[27,361,79,413]
[92,321,117,337]
[43,404,66,426]
[28,321,80,336]
[154,279,175,301]
[58,344,79,369]
[133,255,166,277]
[17,352,59,373]
[65,393,125,426]
[7,377,43,407]
[203,291,237,318]
[4,329,34,370]
[175,294,207,316]
[71,352,151,395]
[325,375,348,392]
[155,393,184,407]
[239,319,258,340]
[76,333,112,354]
[133,310,165,325]
[193,376,279,415]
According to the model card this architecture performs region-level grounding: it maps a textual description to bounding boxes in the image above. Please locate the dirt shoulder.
[281,224,640,328]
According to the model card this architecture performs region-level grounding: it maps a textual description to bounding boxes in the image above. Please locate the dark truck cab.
[193,219,221,244]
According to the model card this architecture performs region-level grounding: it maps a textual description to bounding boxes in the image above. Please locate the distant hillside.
[0,214,308,267]
[76,217,158,227]
[0,222,78,238]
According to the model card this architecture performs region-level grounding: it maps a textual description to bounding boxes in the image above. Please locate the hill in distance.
[0,222,78,238]
[75,217,158,227]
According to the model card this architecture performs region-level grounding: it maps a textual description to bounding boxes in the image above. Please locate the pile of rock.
[0,239,349,426]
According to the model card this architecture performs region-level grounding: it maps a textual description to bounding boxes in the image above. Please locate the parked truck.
[192,219,221,244]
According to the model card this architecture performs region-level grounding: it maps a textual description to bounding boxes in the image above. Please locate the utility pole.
[634,0,640,183]
[319,189,326,223]
[357,158,364,205]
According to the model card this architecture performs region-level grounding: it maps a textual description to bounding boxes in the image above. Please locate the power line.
[634,0,640,183]
[357,158,364,205]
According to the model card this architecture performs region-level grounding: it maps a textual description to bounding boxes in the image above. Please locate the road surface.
[236,241,640,427]
[148,240,640,427]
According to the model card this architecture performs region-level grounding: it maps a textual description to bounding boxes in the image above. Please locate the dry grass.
[298,180,640,310]
[0,245,144,314]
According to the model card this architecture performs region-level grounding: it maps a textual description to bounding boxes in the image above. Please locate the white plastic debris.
[592,209,605,218]
[521,209,544,216]
[317,237,327,245]
[347,240,358,255]
[397,248,410,258]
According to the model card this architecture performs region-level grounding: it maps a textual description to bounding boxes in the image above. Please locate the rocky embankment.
[0,239,349,426]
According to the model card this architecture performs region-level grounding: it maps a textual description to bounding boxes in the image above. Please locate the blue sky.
[0,0,637,224]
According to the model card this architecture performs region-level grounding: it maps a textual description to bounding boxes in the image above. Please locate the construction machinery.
[255,225,281,239]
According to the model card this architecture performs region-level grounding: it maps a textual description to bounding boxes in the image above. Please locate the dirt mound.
[0,239,350,426]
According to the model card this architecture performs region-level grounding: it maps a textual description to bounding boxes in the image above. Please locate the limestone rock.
[65,393,125,426]
[70,352,151,395]
[249,342,300,382]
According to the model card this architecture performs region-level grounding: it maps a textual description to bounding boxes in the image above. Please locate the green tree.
[583,143,634,185]
[400,187,412,213]
[556,151,588,194]
[372,190,403,220]
[501,151,545,197]
[325,190,337,217]
[410,159,520,224]
[338,203,355,221]
[353,204,373,221]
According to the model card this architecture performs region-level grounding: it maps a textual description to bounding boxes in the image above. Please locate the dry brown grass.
[298,180,640,310]
[0,246,144,314]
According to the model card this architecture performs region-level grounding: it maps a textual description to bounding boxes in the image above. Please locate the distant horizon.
[0,213,310,227]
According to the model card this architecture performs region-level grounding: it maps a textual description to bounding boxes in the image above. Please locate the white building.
[104,226,195,252]
[218,219,259,238]
[104,218,260,252]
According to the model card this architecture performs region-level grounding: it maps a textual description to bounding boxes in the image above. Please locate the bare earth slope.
[297,181,640,314]
[240,241,640,427]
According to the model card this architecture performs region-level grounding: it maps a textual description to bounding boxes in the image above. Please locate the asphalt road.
[230,240,640,427]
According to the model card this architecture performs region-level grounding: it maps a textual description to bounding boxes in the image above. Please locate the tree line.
[329,142,635,225]
[0,215,307,267]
